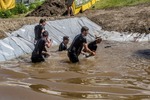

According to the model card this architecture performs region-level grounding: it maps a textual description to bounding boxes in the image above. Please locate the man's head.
[39,19,46,26]
[63,36,69,44]
[95,37,102,44]
[81,26,89,36]
[42,30,49,38]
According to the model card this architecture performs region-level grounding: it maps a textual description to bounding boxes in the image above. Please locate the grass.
[94,0,150,9]
[0,0,45,18]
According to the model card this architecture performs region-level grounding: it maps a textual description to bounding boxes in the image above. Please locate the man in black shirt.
[58,36,69,51]
[68,26,95,63]
[31,31,52,63]
[34,19,46,44]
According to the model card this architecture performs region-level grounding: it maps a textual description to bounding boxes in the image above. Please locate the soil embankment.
[26,0,66,17]
[0,3,150,39]
[87,3,150,34]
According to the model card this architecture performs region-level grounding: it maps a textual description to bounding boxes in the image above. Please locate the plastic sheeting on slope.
[0,17,101,62]
[100,31,150,42]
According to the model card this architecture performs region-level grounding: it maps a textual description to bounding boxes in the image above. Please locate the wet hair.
[42,31,49,36]
[63,36,69,41]
[95,36,102,41]
[39,19,46,24]
[81,26,89,32]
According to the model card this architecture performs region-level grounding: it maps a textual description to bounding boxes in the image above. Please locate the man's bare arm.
[83,43,95,56]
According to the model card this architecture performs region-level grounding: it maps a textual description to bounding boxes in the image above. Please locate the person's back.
[34,24,44,41]
[88,40,97,52]
[34,19,46,44]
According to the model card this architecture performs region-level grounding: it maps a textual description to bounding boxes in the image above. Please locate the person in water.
[83,36,102,57]
[31,31,52,63]
[34,19,46,44]
[58,36,69,51]
[68,26,95,63]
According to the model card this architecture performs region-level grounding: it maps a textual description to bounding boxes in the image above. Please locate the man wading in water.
[34,19,46,44]
[68,26,95,63]
[31,31,52,63]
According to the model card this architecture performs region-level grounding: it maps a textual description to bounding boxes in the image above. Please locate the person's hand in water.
[42,51,50,58]
[91,52,96,56]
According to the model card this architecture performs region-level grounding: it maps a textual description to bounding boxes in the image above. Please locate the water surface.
[0,41,150,100]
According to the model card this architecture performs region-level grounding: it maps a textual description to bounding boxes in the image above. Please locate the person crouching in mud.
[82,36,102,57]
[68,26,95,63]
[31,31,52,63]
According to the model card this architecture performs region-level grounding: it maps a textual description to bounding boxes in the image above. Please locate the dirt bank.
[26,0,66,17]
[86,3,150,34]
[0,3,149,39]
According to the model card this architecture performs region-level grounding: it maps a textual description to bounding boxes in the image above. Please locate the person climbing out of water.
[31,31,52,63]
[58,36,69,51]
[68,26,95,63]
[82,36,102,57]
[65,0,74,16]
[34,19,46,44]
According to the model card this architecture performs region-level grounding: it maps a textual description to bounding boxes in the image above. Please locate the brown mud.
[26,0,66,17]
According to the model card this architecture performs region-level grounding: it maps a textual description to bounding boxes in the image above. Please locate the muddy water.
[0,41,150,100]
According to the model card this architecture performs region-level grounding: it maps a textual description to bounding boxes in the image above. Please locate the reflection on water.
[0,41,150,100]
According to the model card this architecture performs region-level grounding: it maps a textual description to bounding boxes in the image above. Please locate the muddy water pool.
[0,41,150,100]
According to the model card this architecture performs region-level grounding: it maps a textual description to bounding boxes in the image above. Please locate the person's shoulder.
[93,40,97,44]
[76,34,81,37]
[78,34,84,39]
[59,42,63,46]
[35,24,41,28]
[35,24,39,28]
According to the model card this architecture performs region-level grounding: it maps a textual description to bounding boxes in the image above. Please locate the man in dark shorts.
[34,19,46,44]
[58,36,69,51]
[31,31,52,63]
[68,26,95,63]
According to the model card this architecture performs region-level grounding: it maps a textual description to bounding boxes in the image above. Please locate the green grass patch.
[0,0,45,18]
[94,0,150,9]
